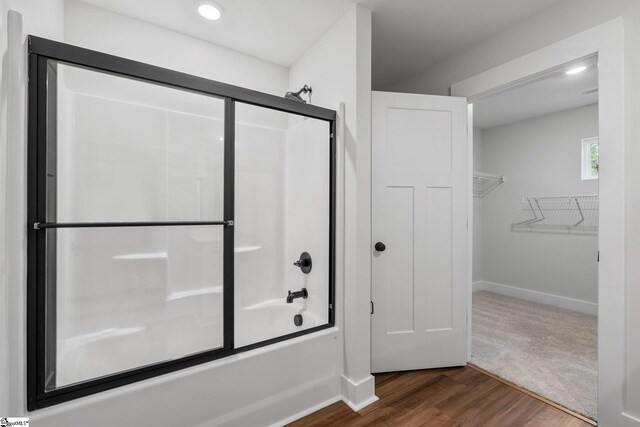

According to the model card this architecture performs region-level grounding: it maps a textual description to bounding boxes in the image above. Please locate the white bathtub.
[235,298,325,348]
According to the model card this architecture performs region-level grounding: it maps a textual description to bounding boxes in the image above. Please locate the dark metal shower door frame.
[27,36,337,410]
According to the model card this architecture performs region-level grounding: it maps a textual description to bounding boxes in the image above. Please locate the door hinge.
[371,301,374,315]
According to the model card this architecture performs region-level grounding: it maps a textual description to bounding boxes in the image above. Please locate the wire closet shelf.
[511,194,598,235]
[473,172,505,198]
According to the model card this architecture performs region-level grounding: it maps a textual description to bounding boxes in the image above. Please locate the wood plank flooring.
[288,366,593,427]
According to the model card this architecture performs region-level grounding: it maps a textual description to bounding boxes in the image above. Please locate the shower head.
[285,92,306,102]
[284,84,312,103]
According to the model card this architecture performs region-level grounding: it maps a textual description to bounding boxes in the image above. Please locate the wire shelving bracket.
[511,194,598,235]
[473,171,505,198]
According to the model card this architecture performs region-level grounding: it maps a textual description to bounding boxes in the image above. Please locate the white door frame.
[451,18,629,426]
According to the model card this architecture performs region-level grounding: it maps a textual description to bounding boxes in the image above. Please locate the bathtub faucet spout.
[287,288,308,303]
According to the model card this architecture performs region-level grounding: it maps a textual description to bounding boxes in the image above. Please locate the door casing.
[452,18,629,426]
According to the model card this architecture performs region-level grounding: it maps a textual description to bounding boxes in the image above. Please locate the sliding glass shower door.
[52,63,227,389]
[27,35,335,410]
[234,104,331,347]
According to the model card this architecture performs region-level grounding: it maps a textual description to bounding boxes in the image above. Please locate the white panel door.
[371,91,468,373]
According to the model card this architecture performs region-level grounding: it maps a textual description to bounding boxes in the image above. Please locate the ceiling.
[473,60,599,130]
[77,0,356,67]
[77,0,562,87]
[364,0,562,88]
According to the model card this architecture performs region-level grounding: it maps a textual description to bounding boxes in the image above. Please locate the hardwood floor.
[288,366,593,427]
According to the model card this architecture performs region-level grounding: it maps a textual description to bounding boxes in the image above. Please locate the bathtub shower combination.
[26,37,336,409]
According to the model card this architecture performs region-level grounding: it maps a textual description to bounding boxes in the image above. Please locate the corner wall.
[289,4,376,410]
[1,0,65,417]
[0,0,10,414]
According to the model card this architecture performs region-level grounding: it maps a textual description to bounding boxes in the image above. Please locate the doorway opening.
[470,55,599,422]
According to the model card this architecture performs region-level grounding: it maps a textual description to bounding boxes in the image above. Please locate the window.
[27,36,335,410]
[581,137,599,180]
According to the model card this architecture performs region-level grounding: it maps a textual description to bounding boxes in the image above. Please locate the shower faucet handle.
[293,252,312,274]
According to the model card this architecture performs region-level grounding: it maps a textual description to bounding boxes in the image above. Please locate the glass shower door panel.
[56,63,225,223]
[47,63,227,391]
[234,103,330,348]
[52,226,224,389]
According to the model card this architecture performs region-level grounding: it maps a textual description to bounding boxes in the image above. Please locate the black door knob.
[375,242,386,252]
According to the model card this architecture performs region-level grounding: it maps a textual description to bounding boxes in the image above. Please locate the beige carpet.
[472,291,597,420]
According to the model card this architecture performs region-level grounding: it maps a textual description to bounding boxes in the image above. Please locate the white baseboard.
[270,375,378,426]
[472,280,598,316]
[344,395,379,412]
[341,374,378,412]
[271,396,342,427]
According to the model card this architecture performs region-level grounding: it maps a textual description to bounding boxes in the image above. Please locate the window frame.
[27,35,336,410]
[581,136,599,180]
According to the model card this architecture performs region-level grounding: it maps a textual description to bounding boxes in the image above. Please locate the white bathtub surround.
[234,103,331,349]
[45,53,334,416]
[472,291,597,420]
[29,328,341,427]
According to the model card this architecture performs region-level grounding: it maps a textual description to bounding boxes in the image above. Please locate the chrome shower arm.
[284,84,313,103]
[292,84,312,96]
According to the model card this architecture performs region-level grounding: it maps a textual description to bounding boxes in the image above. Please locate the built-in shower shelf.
[473,171,505,198]
[113,252,167,260]
[189,228,223,244]
[235,246,262,254]
[167,286,223,301]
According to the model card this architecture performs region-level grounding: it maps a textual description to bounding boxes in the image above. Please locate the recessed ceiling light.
[196,1,223,21]
[566,66,587,75]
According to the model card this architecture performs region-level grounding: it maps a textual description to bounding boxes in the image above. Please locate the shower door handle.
[375,242,386,252]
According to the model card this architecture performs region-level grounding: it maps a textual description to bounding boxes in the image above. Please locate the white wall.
[478,105,598,305]
[392,2,640,420]
[0,0,373,424]
[472,128,484,283]
[1,0,65,417]
[63,0,288,96]
[288,4,375,410]
[0,0,9,415]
